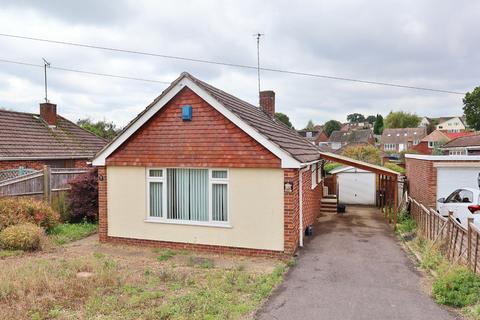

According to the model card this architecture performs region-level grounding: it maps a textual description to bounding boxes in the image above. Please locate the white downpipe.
[299,166,309,247]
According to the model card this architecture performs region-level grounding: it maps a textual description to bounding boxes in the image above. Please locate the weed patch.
[433,266,480,307]
[156,249,176,262]
[49,222,98,245]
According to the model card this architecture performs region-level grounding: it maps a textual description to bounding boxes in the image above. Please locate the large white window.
[147,168,229,225]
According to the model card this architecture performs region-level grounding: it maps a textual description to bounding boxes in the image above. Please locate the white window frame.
[384,143,396,151]
[145,168,230,227]
[428,141,436,148]
[413,139,420,146]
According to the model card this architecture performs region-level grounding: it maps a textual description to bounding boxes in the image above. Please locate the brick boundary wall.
[301,167,323,232]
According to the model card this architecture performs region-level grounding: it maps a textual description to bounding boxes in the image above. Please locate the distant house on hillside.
[436,116,466,133]
[328,129,374,150]
[413,130,475,155]
[441,134,480,156]
[380,127,426,153]
[0,103,107,171]
[340,122,372,132]
[419,117,431,128]
[297,125,329,146]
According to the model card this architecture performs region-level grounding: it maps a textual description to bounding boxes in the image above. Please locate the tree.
[324,120,342,136]
[366,115,377,124]
[373,114,384,135]
[432,139,449,155]
[384,111,421,128]
[77,118,120,141]
[463,86,480,130]
[341,144,381,165]
[426,118,439,134]
[346,113,365,123]
[305,119,315,130]
[275,112,293,129]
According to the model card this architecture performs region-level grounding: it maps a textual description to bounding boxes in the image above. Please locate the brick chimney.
[40,102,57,126]
[260,90,275,117]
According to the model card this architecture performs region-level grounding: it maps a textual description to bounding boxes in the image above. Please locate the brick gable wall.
[107,87,281,168]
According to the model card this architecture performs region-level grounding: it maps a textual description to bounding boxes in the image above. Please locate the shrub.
[324,162,343,173]
[396,209,416,234]
[384,162,406,174]
[68,168,99,223]
[51,191,71,223]
[0,197,59,231]
[433,266,480,307]
[0,223,44,251]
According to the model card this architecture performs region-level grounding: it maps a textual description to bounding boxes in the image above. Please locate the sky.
[0,0,478,129]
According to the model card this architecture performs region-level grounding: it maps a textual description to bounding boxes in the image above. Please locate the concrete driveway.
[257,206,460,320]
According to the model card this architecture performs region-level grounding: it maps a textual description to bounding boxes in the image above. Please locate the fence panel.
[408,195,480,273]
[0,166,90,200]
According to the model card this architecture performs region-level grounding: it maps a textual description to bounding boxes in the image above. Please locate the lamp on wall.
[284,181,293,193]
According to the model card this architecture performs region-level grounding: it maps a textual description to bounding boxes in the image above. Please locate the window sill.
[144,218,232,229]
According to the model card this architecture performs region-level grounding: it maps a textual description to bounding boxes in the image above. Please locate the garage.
[436,166,480,199]
[330,166,376,205]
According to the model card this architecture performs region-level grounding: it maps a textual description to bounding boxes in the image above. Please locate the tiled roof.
[0,109,107,160]
[186,74,321,163]
[420,130,449,142]
[442,134,480,148]
[328,129,372,144]
[381,128,426,144]
[444,131,475,140]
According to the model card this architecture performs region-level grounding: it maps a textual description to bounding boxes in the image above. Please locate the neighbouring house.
[419,117,431,128]
[413,130,475,155]
[413,130,450,155]
[327,129,374,151]
[0,103,107,171]
[406,154,480,209]
[340,122,372,132]
[380,127,427,153]
[297,125,329,146]
[441,134,480,156]
[91,72,325,257]
[436,116,466,133]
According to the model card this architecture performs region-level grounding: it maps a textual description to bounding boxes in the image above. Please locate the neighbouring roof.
[328,129,372,144]
[0,109,107,160]
[442,134,480,149]
[420,130,449,142]
[93,72,321,167]
[444,131,475,140]
[381,128,427,144]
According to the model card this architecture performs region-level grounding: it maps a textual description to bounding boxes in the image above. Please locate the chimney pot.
[260,90,275,118]
[40,102,57,126]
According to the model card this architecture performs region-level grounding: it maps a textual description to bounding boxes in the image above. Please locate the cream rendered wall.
[107,166,284,251]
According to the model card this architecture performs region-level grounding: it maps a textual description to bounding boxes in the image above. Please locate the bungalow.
[297,125,329,146]
[0,103,106,171]
[327,129,374,150]
[441,134,480,156]
[380,128,427,153]
[92,72,325,256]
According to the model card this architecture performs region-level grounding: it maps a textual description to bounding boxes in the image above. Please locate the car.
[437,187,480,229]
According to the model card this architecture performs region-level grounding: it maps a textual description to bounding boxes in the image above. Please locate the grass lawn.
[0,240,287,319]
[48,222,98,245]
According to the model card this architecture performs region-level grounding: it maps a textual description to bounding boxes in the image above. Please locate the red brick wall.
[284,169,299,255]
[301,165,323,232]
[0,159,90,170]
[315,131,329,144]
[107,87,280,168]
[405,158,436,207]
[412,142,432,155]
[98,166,108,242]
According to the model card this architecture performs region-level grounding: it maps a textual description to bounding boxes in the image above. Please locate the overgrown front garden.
[396,210,480,319]
[0,170,288,319]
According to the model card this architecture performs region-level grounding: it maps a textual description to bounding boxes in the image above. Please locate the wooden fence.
[0,166,90,201]
[409,196,480,273]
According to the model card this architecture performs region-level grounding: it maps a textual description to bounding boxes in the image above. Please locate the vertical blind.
[149,168,228,223]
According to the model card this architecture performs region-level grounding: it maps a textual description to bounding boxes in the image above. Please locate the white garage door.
[437,167,480,200]
[337,172,376,205]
